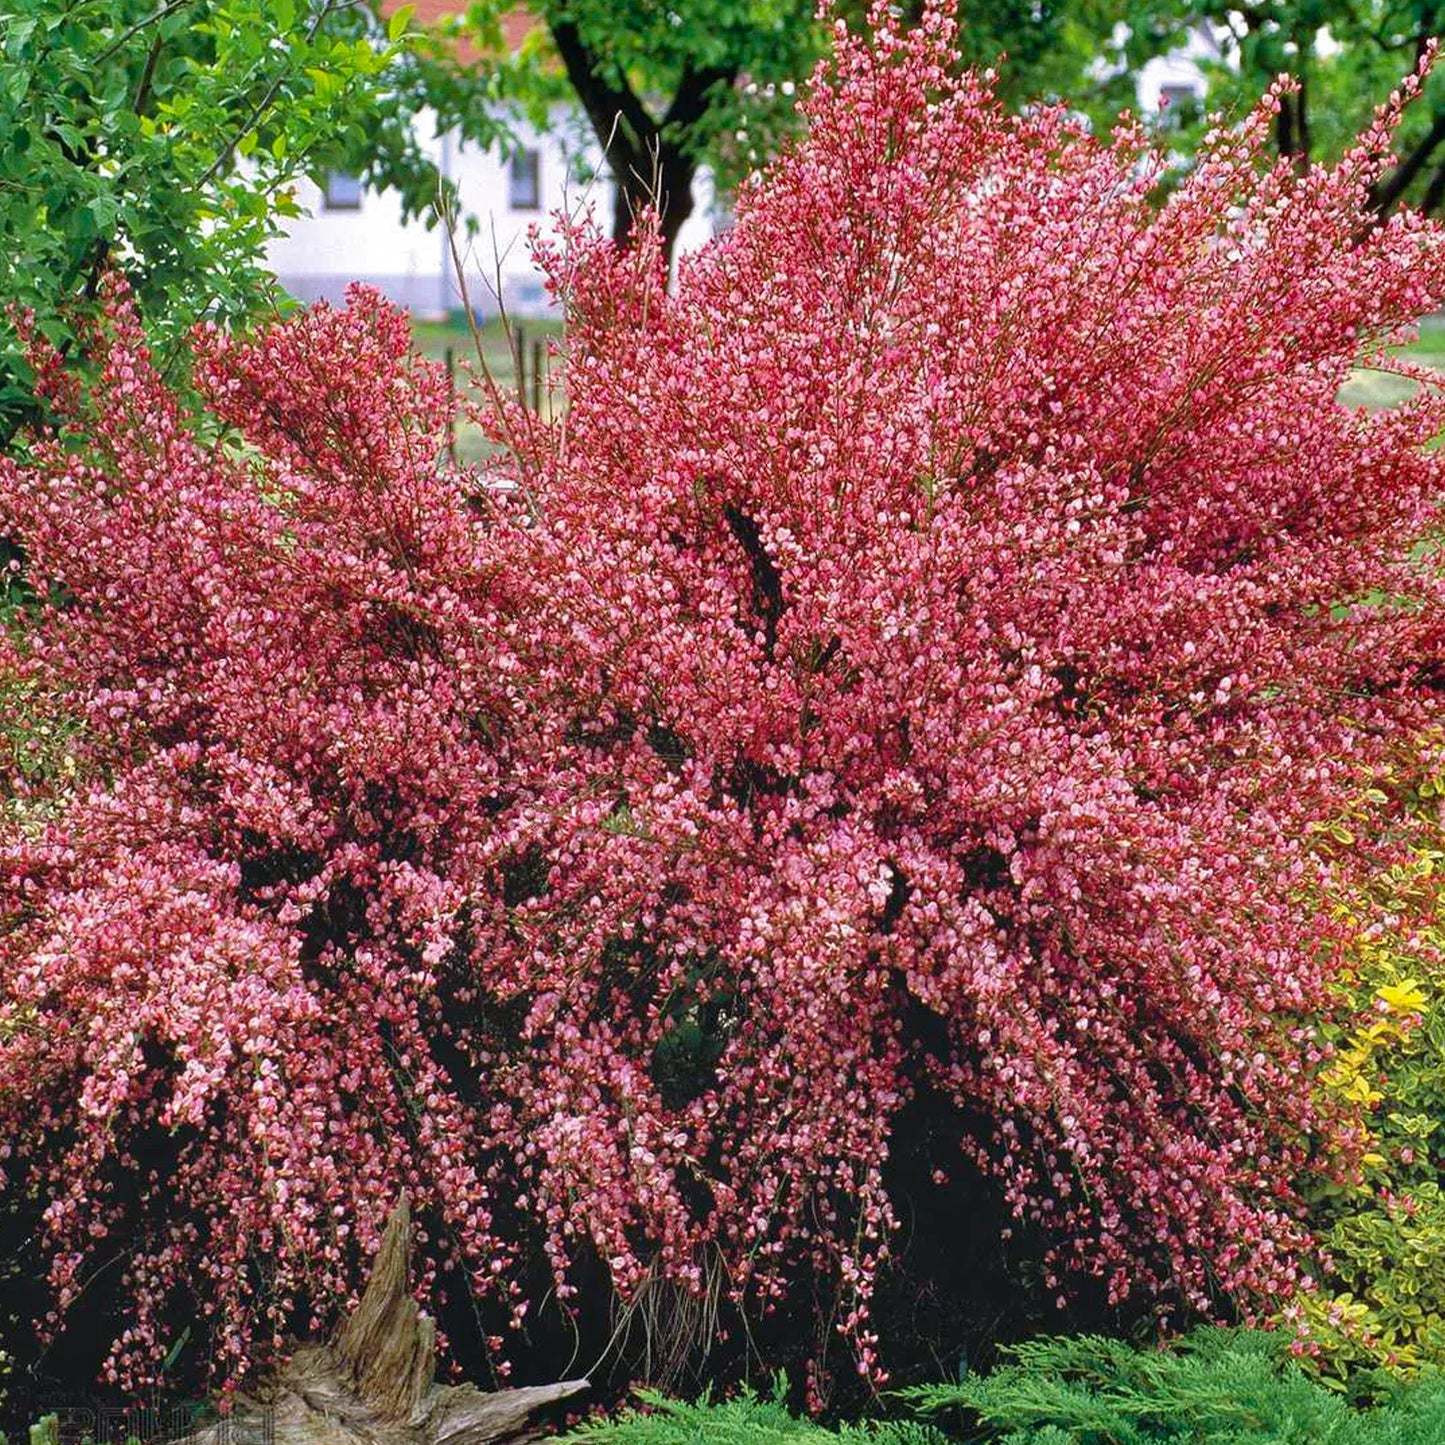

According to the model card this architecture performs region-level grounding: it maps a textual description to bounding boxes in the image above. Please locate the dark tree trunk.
[611,147,698,258]
[1274,80,1310,170]
[1419,154,1445,216]
[1371,109,1445,217]
[547,16,732,266]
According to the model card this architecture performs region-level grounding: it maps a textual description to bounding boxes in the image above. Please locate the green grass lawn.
[411,315,562,382]
[410,314,564,462]
[1405,314,1445,368]
[1339,314,1445,409]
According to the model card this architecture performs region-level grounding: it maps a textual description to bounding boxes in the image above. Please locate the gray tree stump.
[183,1199,587,1445]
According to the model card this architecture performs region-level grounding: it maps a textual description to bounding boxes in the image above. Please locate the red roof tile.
[379,1,543,65]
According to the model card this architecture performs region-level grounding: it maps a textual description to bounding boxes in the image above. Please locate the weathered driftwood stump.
[184,1199,587,1445]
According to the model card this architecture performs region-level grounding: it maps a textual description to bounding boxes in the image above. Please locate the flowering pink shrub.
[5,1,1445,1395]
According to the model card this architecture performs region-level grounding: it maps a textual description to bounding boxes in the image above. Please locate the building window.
[1156,84,1199,129]
[508,149,541,211]
[323,171,363,210]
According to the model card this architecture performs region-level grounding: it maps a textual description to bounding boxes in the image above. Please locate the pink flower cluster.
[5,1,1445,1392]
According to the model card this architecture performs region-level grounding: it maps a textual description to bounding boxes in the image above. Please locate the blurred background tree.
[419,0,1127,263]
[1121,1,1445,217]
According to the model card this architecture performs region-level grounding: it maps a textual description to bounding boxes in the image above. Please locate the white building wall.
[266,126,447,316]
[266,107,720,321]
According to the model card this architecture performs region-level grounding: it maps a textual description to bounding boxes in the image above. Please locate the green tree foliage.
[0,0,493,445]
[420,0,1124,260]
[555,1333,1445,1443]
[1122,2,1445,216]
[944,0,1135,121]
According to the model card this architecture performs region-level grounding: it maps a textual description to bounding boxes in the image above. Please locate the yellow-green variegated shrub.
[1289,743,1445,1382]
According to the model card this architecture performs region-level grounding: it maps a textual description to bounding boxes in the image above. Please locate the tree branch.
[544,17,731,254]
[545,13,657,165]
[662,60,736,133]
[1419,155,1445,216]
[94,0,196,68]
[195,0,344,190]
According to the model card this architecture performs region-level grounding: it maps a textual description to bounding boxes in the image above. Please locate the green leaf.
[87,193,118,232]
[389,4,415,41]
[161,1324,192,1372]
[6,16,37,51]
[305,66,341,101]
